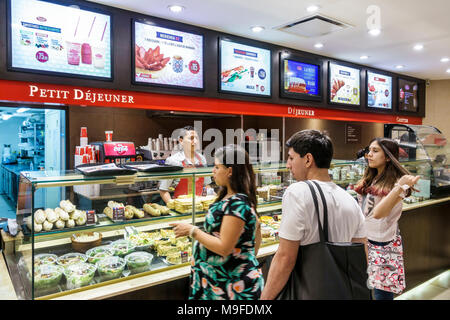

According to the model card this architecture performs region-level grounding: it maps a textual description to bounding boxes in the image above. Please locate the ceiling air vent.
[276,14,352,38]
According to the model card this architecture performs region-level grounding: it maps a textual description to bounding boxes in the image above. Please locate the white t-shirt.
[159,151,211,191]
[357,193,403,242]
[279,180,366,245]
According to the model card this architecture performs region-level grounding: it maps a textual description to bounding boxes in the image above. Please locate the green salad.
[110,240,135,257]
[34,254,58,267]
[86,245,113,264]
[97,256,126,281]
[33,264,64,291]
[125,252,154,274]
[64,262,97,290]
[57,252,87,268]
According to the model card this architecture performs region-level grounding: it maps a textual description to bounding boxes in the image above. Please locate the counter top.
[403,196,450,212]
[0,252,18,300]
[1,163,32,176]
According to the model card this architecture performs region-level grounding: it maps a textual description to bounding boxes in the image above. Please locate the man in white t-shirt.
[260,129,367,300]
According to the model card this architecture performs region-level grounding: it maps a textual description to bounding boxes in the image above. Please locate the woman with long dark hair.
[355,137,420,300]
[170,144,263,300]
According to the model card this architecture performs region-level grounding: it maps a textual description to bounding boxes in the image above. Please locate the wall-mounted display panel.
[366,71,393,109]
[398,78,419,112]
[219,38,271,97]
[8,0,112,80]
[133,20,204,90]
[328,62,360,106]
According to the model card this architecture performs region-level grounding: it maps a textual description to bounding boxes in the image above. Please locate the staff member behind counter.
[159,126,213,204]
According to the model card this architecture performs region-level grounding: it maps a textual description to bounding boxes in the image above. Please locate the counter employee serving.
[159,126,212,204]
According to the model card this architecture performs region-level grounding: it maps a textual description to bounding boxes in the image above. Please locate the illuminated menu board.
[220,39,271,96]
[399,79,419,112]
[281,58,321,100]
[367,71,392,109]
[134,21,204,89]
[9,0,112,79]
[329,62,360,106]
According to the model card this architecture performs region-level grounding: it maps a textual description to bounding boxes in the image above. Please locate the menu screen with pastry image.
[220,39,271,96]
[134,21,204,89]
[399,79,419,112]
[9,0,112,79]
[329,62,360,106]
[282,59,320,99]
[367,71,392,109]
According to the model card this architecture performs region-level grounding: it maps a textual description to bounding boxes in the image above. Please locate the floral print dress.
[189,193,264,300]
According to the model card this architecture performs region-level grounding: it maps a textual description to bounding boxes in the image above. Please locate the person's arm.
[352,237,368,263]
[159,190,172,204]
[373,175,420,219]
[254,219,261,256]
[260,238,300,300]
[170,215,245,257]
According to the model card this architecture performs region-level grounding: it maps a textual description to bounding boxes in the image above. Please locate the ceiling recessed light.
[360,55,369,60]
[368,28,381,36]
[314,43,323,49]
[306,5,320,12]
[168,5,185,13]
[395,65,404,69]
[413,44,424,51]
[441,57,449,63]
[446,69,450,73]
[251,26,265,33]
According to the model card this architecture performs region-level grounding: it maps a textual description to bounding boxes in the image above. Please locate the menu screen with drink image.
[9,0,111,79]
[399,79,419,112]
[367,71,392,109]
[134,21,204,89]
[220,39,271,96]
[329,63,360,106]
[282,59,320,98]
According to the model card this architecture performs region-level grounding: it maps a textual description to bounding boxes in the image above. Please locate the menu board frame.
[398,77,419,113]
[279,53,322,101]
[365,70,393,110]
[6,0,114,81]
[218,36,272,98]
[131,18,205,91]
[327,61,361,107]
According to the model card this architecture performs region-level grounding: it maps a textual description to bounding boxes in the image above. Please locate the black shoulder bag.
[277,180,371,300]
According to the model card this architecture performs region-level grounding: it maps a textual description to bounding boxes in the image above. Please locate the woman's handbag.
[277,180,371,300]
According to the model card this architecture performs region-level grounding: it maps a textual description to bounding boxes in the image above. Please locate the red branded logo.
[113,144,128,155]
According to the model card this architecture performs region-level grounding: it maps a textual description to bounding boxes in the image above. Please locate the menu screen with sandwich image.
[282,58,320,100]
[329,62,360,106]
[398,79,419,112]
[220,39,271,96]
[9,0,112,79]
[134,21,204,89]
[367,71,392,109]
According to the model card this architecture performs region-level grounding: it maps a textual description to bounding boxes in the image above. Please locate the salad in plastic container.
[64,262,97,290]
[34,253,58,267]
[110,239,135,257]
[97,256,126,281]
[125,252,154,274]
[57,252,87,268]
[86,245,114,264]
[33,264,64,291]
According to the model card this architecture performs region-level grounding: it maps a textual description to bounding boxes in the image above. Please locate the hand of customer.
[398,175,420,187]
[169,222,193,237]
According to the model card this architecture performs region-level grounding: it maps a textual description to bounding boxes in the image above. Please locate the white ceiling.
[89,0,450,80]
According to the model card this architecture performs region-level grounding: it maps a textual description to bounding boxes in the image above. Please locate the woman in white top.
[355,137,419,300]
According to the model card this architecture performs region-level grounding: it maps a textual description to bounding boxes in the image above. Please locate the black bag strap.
[304,180,326,243]
[311,180,329,242]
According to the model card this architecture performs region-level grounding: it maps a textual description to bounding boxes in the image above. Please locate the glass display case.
[385,124,449,198]
[5,163,290,300]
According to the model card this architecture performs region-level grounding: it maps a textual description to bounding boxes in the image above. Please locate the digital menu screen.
[282,59,320,99]
[367,71,392,109]
[220,39,271,96]
[329,62,360,105]
[134,21,204,89]
[399,79,419,112]
[9,0,112,79]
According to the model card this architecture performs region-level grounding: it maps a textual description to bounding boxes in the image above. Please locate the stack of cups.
[80,127,88,146]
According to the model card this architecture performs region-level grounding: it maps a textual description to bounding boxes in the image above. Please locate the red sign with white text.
[0,79,422,125]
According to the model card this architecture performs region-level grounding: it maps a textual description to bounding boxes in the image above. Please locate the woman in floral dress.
[171,145,264,300]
